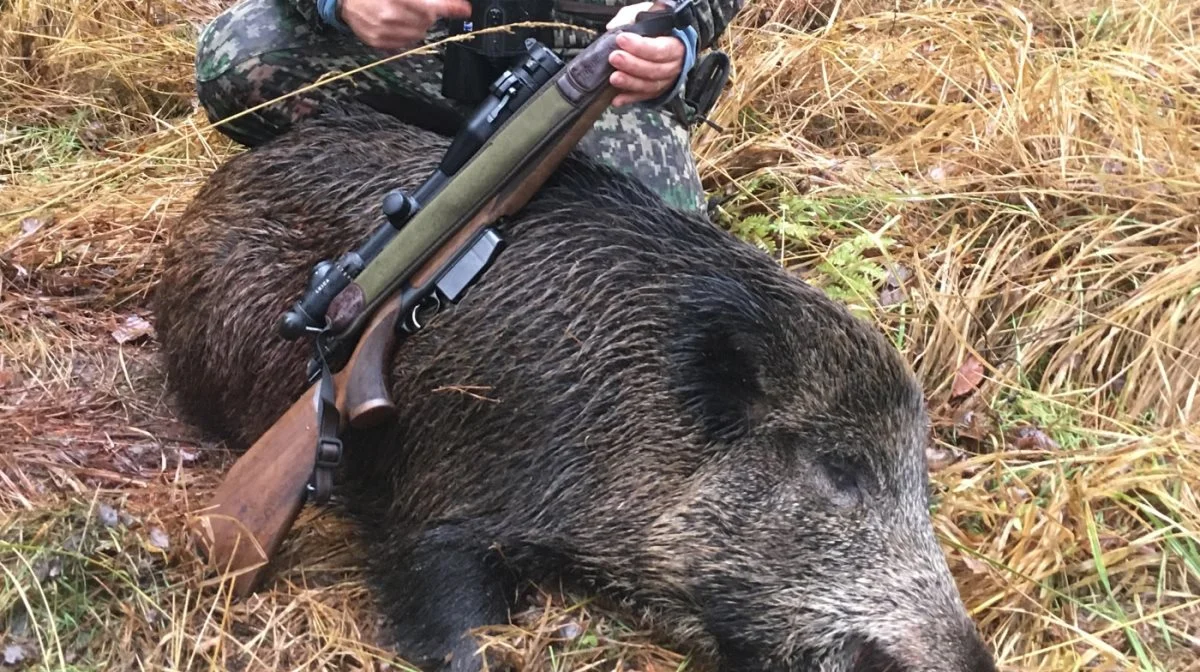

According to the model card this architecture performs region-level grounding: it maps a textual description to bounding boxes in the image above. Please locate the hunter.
[193,0,742,212]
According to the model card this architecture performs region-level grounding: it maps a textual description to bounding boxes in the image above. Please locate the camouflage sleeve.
[283,0,341,32]
[279,0,319,25]
[690,0,744,50]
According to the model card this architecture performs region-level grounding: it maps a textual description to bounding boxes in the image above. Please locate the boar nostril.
[849,638,906,672]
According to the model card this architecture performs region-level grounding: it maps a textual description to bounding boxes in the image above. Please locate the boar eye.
[822,459,860,493]
[816,457,867,507]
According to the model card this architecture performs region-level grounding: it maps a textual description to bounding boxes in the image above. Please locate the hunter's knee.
[193,0,317,144]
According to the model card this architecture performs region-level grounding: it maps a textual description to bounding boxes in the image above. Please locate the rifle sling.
[309,355,343,503]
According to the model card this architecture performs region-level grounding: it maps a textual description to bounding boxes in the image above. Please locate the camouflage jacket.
[290,0,743,53]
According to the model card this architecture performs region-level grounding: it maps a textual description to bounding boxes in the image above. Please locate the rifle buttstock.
[195,292,405,597]
[192,382,324,598]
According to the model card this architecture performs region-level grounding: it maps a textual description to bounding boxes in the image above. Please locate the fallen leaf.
[1009,424,1060,451]
[883,264,912,289]
[31,560,50,583]
[79,120,108,150]
[951,355,986,398]
[925,445,956,471]
[879,286,905,307]
[3,644,26,666]
[97,503,119,528]
[953,404,997,442]
[878,264,911,307]
[112,314,154,344]
[19,218,43,236]
[148,527,170,551]
[962,555,990,575]
[0,366,20,389]
[557,620,582,640]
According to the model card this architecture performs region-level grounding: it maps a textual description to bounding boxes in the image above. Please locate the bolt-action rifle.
[189,0,730,598]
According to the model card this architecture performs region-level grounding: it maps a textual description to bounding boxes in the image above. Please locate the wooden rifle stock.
[191,293,403,598]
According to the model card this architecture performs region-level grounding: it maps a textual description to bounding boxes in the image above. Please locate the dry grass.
[1,0,1198,670]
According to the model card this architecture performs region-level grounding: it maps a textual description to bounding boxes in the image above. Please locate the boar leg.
[373,524,516,672]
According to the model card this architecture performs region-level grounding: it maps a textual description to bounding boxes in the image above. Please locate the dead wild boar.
[152,103,996,672]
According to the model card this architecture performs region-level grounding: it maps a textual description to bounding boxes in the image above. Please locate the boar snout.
[849,620,997,672]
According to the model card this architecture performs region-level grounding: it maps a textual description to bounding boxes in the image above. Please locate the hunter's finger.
[612,89,663,107]
[612,92,643,107]
[413,0,464,25]
[435,0,472,19]
[609,49,680,82]
[405,0,462,26]
[361,30,406,51]
[610,71,671,95]
[372,24,428,51]
[397,29,436,50]
[615,33,683,63]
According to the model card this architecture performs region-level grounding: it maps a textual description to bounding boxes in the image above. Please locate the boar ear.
[670,274,778,443]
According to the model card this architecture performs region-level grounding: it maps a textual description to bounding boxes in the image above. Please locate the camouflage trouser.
[194,0,706,211]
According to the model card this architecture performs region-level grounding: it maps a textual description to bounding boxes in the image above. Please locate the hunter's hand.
[341,0,472,51]
[606,2,686,107]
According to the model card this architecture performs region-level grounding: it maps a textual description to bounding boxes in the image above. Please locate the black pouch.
[442,0,555,105]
